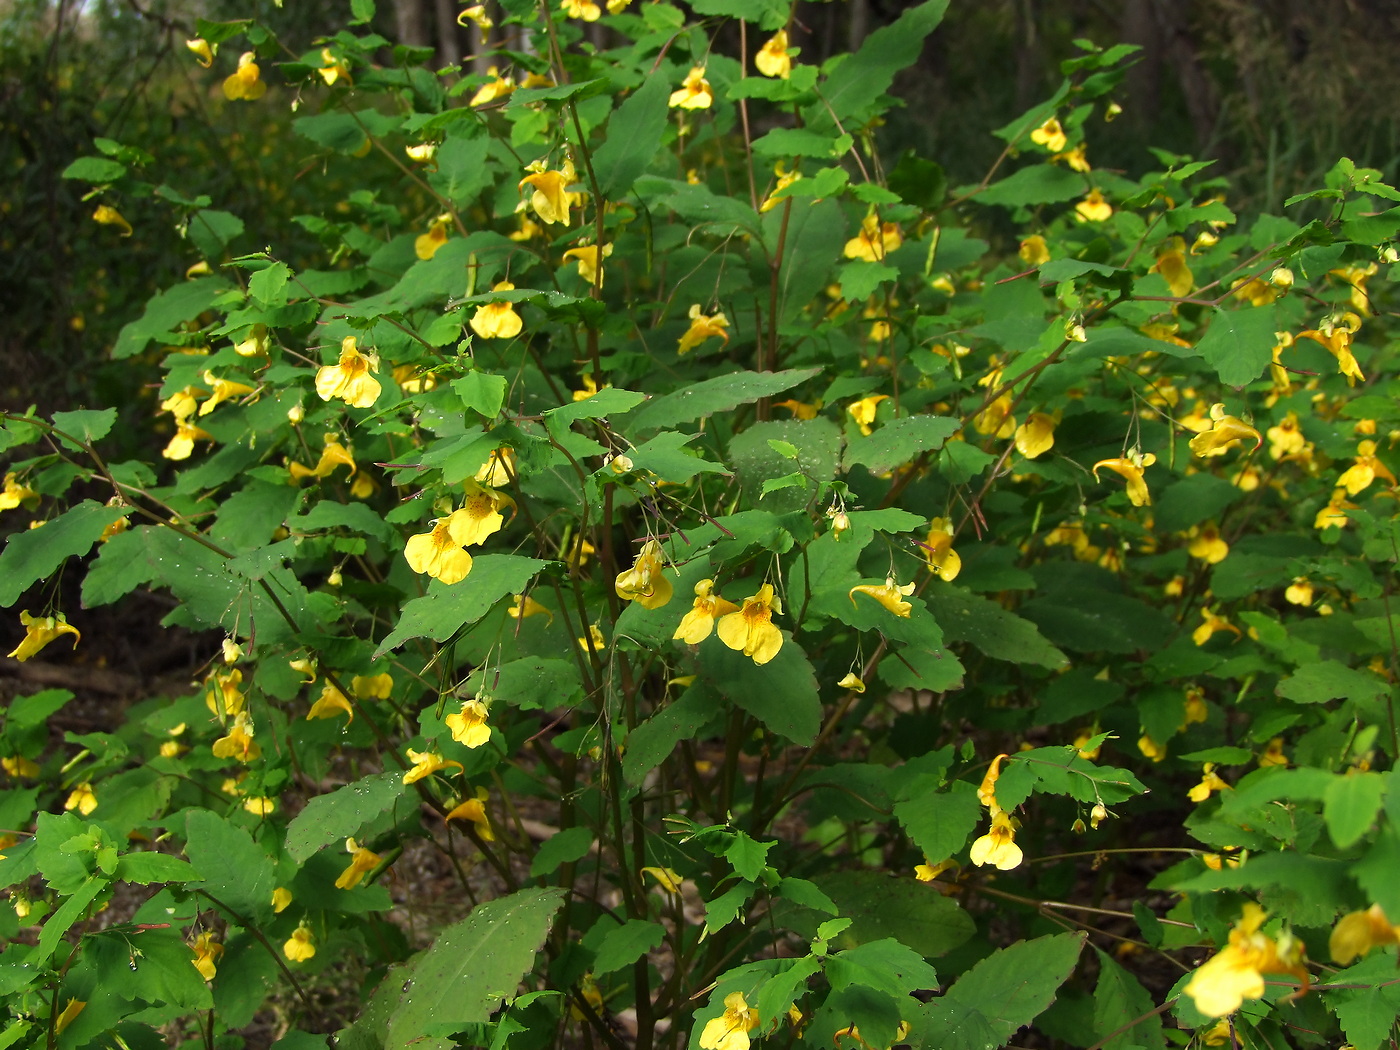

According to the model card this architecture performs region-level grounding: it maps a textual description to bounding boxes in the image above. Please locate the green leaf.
[623,684,720,787]
[973,164,1086,208]
[248,261,292,307]
[113,278,229,359]
[33,876,105,968]
[1197,305,1278,388]
[729,418,841,513]
[529,827,594,878]
[62,156,126,182]
[350,0,375,23]
[914,933,1085,1050]
[1153,473,1245,533]
[752,128,843,159]
[725,832,774,882]
[286,772,407,863]
[781,870,975,958]
[114,852,200,885]
[452,372,508,420]
[1092,949,1165,1050]
[688,0,786,28]
[843,415,960,475]
[626,430,729,483]
[629,367,820,431]
[5,689,74,729]
[592,75,670,199]
[184,810,276,926]
[805,0,950,132]
[1323,771,1387,849]
[894,781,981,864]
[591,919,665,976]
[838,261,900,301]
[543,388,647,439]
[1326,952,1400,1050]
[698,633,821,745]
[769,199,846,320]
[374,555,549,658]
[925,586,1067,669]
[50,408,118,446]
[0,499,129,606]
[384,887,564,1049]
[1276,660,1389,704]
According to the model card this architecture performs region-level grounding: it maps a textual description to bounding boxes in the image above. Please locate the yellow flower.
[212,712,261,763]
[187,38,214,67]
[335,838,383,889]
[404,511,475,584]
[458,479,514,546]
[716,584,784,666]
[1330,262,1377,316]
[1284,578,1313,606]
[1337,440,1396,495]
[2,755,40,778]
[1018,235,1050,266]
[1266,412,1306,460]
[92,204,132,236]
[760,166,802,213]
[1192,230,1220,254]
[1298,312,1364,383]
[562,243,612,287]
[307,682,354,723]
[458,5,492,31]
[403,748,463,785]
[65,782,97,816]
[476,448,516,488]
[352,673,393,699]
[563,0,601,19]
[198,369,255,416]
[1075,188,1112,222]
[1230,277,1277,307]
[699,991,759,1050]
[223,51,267,101]
[508,593,553,624]
[1150,237,1194,297]
[1053,143,1090,172]
[190,932,223,981]
[1188,764,1230,803]
[289,434,357,482]
[1092,451,1157,507]
[445,698,491,748]
[1183,904,1308,1018]
[1014,412,1055,459]
[1187,523,1229,564]
[674,579,740,644]
[755,30,792,78]
[54,999,85,1035]
[1193,607,1242,647]
[318,48,351,86]
[969,810,1022,870]
[519,160,580,225]
[915,857,956,882]
[838,672,865,693]
[977,752,1008,808]
[923,518,961,581]
[844,213,902,262]
[284,925,316,962]
[669,66,713,110]
[446,786,494,840]
[469,66,514,107]
[510,214,543,241]
[405,142,437,163]
[8,611,81,662]
[0,472,37,511]
[1189,404,1262,458]
[243,796,276,816]
[272,887,293,913]
[415,216,450,260]
[642,866,684,893]
[1315,489,1358,531]
[315,336,381,409]
[1330,904,1400,965]
[162,419,214,461]
[206,668,246,717]
[1138,734,1166,762]
[615,538,673,609]
[849,577,916,618]
[973,392,1017,439]
[1182,687,1208,727]
[678,304,730,355]
[470,281,524,339]
[1030,116,1067,152]
[847,394,888,436]
[578,624,606,654]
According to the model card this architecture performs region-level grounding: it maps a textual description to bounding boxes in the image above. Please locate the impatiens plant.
[3,1,1400,1048]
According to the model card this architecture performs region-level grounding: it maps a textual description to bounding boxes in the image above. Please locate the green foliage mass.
[3,1,1400,1049]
